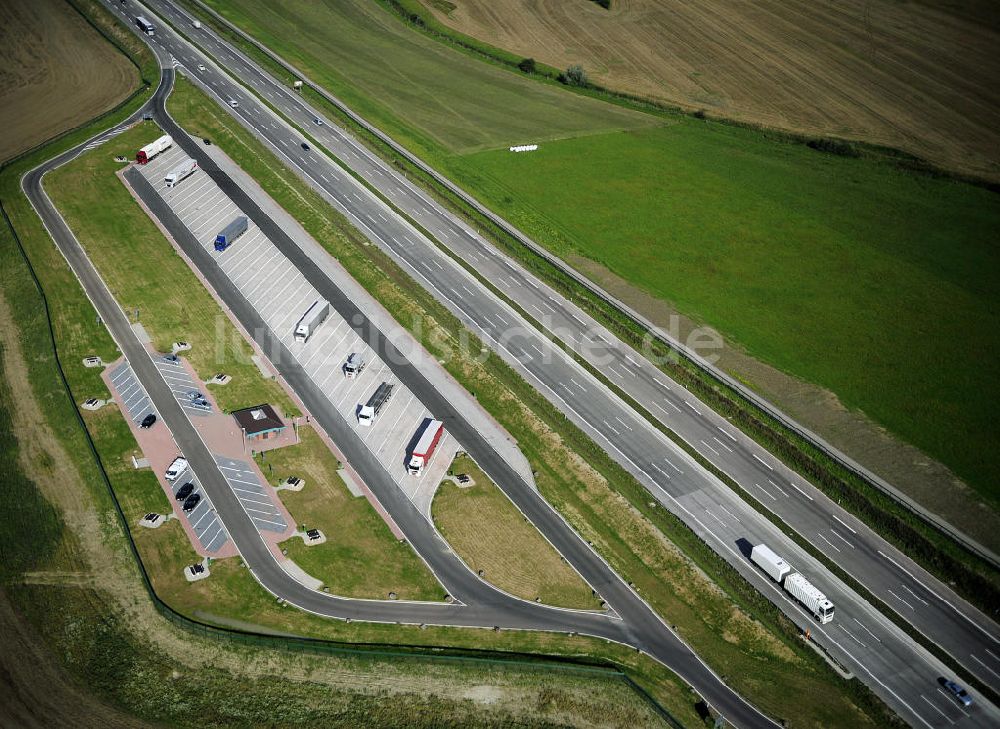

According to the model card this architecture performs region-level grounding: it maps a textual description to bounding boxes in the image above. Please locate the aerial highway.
[113,0,1000,702]
[50,2,999,725]
[23,68,784,729]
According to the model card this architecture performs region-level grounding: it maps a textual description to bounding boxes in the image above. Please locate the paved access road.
[106,0,1000,724]
[22,69,780,729]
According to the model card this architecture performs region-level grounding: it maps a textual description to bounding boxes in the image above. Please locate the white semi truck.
[344,353,366,378]
[358,382,393,426]
[751,543,835,624]
[136,134,172,164]
[294,299,329,343]
[164,158,198,188]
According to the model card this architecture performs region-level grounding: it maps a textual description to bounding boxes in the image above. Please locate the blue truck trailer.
[214,216,248,251]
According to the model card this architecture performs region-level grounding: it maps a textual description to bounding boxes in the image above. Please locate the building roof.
[232,403,285,435]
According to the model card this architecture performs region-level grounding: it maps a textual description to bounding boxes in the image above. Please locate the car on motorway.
[227,98,239,108]
[941,679,973,707]
[197,64,206,72]
[182,493,201,512]
[301,142,310,151]
[313,117,323,126]
[165,457,188,481]
[175,482,195,501]
[140,413,157,429]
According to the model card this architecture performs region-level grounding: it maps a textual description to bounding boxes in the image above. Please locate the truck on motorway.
[751,543,835,623]
[164,158,198,188]
[344,353,366,378]
[214,216,248,251]
[136,135,172,165]
[407,420,444,476]
[135,16,154,35]
[293,299,329,343]
[358,382,393,426]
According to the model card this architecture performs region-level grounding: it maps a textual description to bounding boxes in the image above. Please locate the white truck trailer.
[293,299,329,342]
[358,382,393,426]
[136,134,172,164]
[751,543,835,624]
[164,158,198,188]
[751,543,791,583]
[783,573,835,624]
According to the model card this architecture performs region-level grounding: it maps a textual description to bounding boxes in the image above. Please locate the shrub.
[562,64,589,87]
[518,57,536,74]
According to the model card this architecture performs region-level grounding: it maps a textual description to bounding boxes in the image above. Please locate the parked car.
[175,482,195,501]
[165,457,188,481]
[163,354,179,363]
[182,493,201,512]
[941,679,973,708]
[140,413,157,429]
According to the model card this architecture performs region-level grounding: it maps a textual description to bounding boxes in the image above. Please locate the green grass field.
[263,428,443,601]
[433,454,601,609]
[44,123,298,417]
[464,123,1000,503]
[206,0,1000,506]
[201,0,655,154]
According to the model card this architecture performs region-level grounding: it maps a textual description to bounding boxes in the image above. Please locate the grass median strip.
[433,454,601,610]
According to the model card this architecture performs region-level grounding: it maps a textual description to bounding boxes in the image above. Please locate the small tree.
[518,57,536,74]
[564,64,589,87]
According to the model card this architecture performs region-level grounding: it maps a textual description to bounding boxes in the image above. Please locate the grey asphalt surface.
[22,70,779,729]
[103,0,1000,724]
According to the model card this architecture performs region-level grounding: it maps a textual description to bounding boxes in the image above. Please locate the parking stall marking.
[215,456,287,533]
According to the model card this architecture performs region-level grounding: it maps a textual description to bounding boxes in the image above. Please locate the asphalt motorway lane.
[20,72,780,728]
[123,0,1000,706]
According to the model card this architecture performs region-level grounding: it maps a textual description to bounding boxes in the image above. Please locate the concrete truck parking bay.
[134,148,457,506]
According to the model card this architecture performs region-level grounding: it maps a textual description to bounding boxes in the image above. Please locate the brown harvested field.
[0,0,138,163]
[423,0,1000,179]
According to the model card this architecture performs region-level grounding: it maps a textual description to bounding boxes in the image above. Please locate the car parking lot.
[109,361,156,426]
[137,150,457,502]
[155,353,211,416]
[165,460,229,552]
[214,455,287,533]
[105,358,230,554]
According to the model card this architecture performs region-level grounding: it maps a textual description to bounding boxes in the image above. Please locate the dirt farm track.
[0,0,138,164]
[424,0,1000,180]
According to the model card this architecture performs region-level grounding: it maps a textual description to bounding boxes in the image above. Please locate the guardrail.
[185,0,999,569]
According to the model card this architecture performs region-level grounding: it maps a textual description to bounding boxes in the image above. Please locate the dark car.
[175,482,195,501]
[182,493,201,512]
[942,679,973,708]
[301,142,310,151]
[164,354,179,363]
[140,413,157,429]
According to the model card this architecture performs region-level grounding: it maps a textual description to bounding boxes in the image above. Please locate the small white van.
[165,457,188,481]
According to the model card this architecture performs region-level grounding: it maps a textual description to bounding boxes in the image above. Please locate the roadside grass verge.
[44,122,298,417]
[433,453,601,610]
[184,0,1000,615]
[163,73,897,727]
[263,427,443,601]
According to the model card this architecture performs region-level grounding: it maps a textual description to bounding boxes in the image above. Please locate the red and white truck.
[136,134,172,164]
[407,419,444,476]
